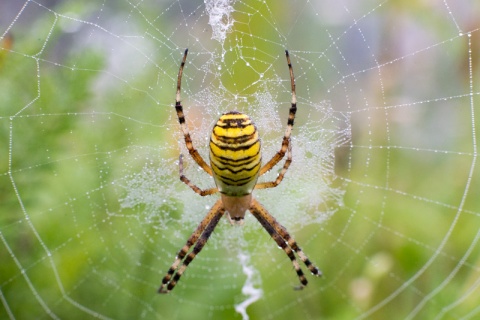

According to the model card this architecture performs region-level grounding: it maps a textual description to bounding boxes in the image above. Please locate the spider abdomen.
[209,111,261,196]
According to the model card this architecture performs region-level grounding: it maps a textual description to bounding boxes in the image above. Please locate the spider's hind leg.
[248,198,322,289]
[159,199,225,293]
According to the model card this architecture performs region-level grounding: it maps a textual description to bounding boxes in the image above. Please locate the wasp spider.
[158,49,322,293]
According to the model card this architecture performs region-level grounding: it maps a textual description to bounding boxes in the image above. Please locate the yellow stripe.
[212,126,256,146]
[210,139,260,160]
[216,112,252,122]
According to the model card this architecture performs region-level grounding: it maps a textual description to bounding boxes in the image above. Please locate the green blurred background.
[1,0,479,319]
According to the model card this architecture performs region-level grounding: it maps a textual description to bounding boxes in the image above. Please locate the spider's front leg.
[258,50,297,176]
[175,48,213,176]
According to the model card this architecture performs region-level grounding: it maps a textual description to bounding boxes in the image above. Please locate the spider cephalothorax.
[158,49,321,293]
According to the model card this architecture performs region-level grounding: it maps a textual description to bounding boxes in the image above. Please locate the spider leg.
[249,199,321,289]
[179,154,218,196]
[249,199,308,287]
[258,50,297,177]
[159,199,225,293]
[175,48,213,176]
[254,139,292,190]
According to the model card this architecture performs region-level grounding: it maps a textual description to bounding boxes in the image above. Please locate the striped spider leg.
[158,49,321,293]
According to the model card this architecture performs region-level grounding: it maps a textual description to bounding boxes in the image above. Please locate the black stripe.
[175,103,185,124]
[287,103,297,126]
[210,139,259,152]
[215,156,258,167]
[213,131,257,145]
[218,118,251,128]
[211,161,260,174]
[214,173,256,186]
[212,150,260,161]
[209,144,261,161]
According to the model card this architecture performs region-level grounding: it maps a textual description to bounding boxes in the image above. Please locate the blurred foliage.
[1,1,479,320]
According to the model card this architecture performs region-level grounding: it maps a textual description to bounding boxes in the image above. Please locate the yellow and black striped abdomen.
[209,111,261,196]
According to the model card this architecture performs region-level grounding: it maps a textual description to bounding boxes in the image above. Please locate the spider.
[158,49,322,293]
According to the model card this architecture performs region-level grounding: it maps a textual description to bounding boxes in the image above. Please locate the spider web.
[1,0,479,319]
